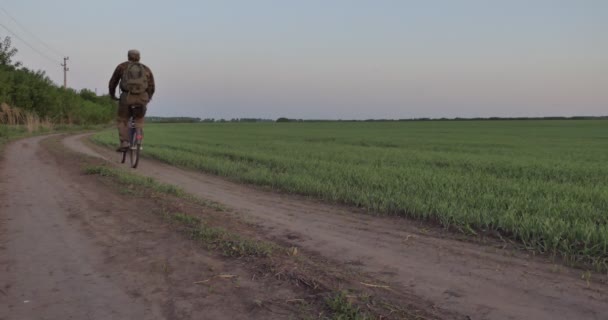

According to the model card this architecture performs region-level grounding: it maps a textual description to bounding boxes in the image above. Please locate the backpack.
[120,62,148,94]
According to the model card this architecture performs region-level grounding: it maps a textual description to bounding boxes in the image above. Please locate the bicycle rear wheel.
[127,125,140,168]
[129,143,140,168]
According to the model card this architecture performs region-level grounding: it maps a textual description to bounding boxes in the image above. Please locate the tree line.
[0,36,114,125]
[148,117,275,123]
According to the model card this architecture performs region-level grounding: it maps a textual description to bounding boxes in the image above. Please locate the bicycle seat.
[129,105,145,117]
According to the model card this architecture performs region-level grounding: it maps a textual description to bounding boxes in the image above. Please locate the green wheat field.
[92,120,608,267]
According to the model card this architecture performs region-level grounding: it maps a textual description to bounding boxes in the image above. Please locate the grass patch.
[84,162,226,211]
[164,212,274,257]
[84,165,184,196]
[84,165,275,258]
[0,125,26,151]
[326,291,369,320]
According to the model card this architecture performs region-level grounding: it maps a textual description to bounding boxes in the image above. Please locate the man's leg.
[116,95,130,150]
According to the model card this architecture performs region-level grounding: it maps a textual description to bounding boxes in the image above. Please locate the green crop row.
[92,120,608,267]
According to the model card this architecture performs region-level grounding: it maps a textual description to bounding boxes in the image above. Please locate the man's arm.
[108,64,124,98]
[146,67,155,99]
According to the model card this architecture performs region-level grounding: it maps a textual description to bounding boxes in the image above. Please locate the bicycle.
[120,105,144,168]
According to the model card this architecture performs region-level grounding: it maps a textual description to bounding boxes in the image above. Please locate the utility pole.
[61,56,69,88]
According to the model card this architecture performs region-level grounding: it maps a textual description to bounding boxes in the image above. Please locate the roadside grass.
[84,165,274,258]
[91,121,608,270]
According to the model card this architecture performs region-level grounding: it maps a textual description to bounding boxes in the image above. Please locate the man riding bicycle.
[108,49,155,152]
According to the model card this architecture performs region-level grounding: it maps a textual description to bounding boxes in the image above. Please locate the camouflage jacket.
[108,61,155,98]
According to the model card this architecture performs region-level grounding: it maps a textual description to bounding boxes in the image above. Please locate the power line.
[0,7,65,57]
[0,22,61,65]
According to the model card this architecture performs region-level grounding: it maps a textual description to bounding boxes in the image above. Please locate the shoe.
[116,141,130,152]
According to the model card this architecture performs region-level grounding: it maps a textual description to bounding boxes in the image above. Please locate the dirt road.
[0,136,164,319]
[63,133,608,320]
[0,136,323,319]
[2,133,607,319]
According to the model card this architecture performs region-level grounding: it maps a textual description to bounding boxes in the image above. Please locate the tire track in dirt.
[0,135,323,320]
[64,133,608,320]
[0,136,164,319]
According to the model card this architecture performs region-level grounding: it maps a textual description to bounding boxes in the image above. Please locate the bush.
[0,35,113,125]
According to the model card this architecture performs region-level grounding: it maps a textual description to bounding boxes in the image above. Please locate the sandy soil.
[60,133,608,320]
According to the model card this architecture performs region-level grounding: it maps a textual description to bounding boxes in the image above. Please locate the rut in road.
[1,136,325,320]
[0,136,164,319]
[64,133,608,320]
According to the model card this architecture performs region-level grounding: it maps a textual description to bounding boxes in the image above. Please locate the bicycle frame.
[128,117,143,149]
[120,105,144,168]
[128,105,144,146]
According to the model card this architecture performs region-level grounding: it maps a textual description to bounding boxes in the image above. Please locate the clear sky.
[1,0,606,119]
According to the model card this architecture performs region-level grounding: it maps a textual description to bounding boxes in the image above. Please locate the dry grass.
[0,103,23,125]
[0,103,53,133]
